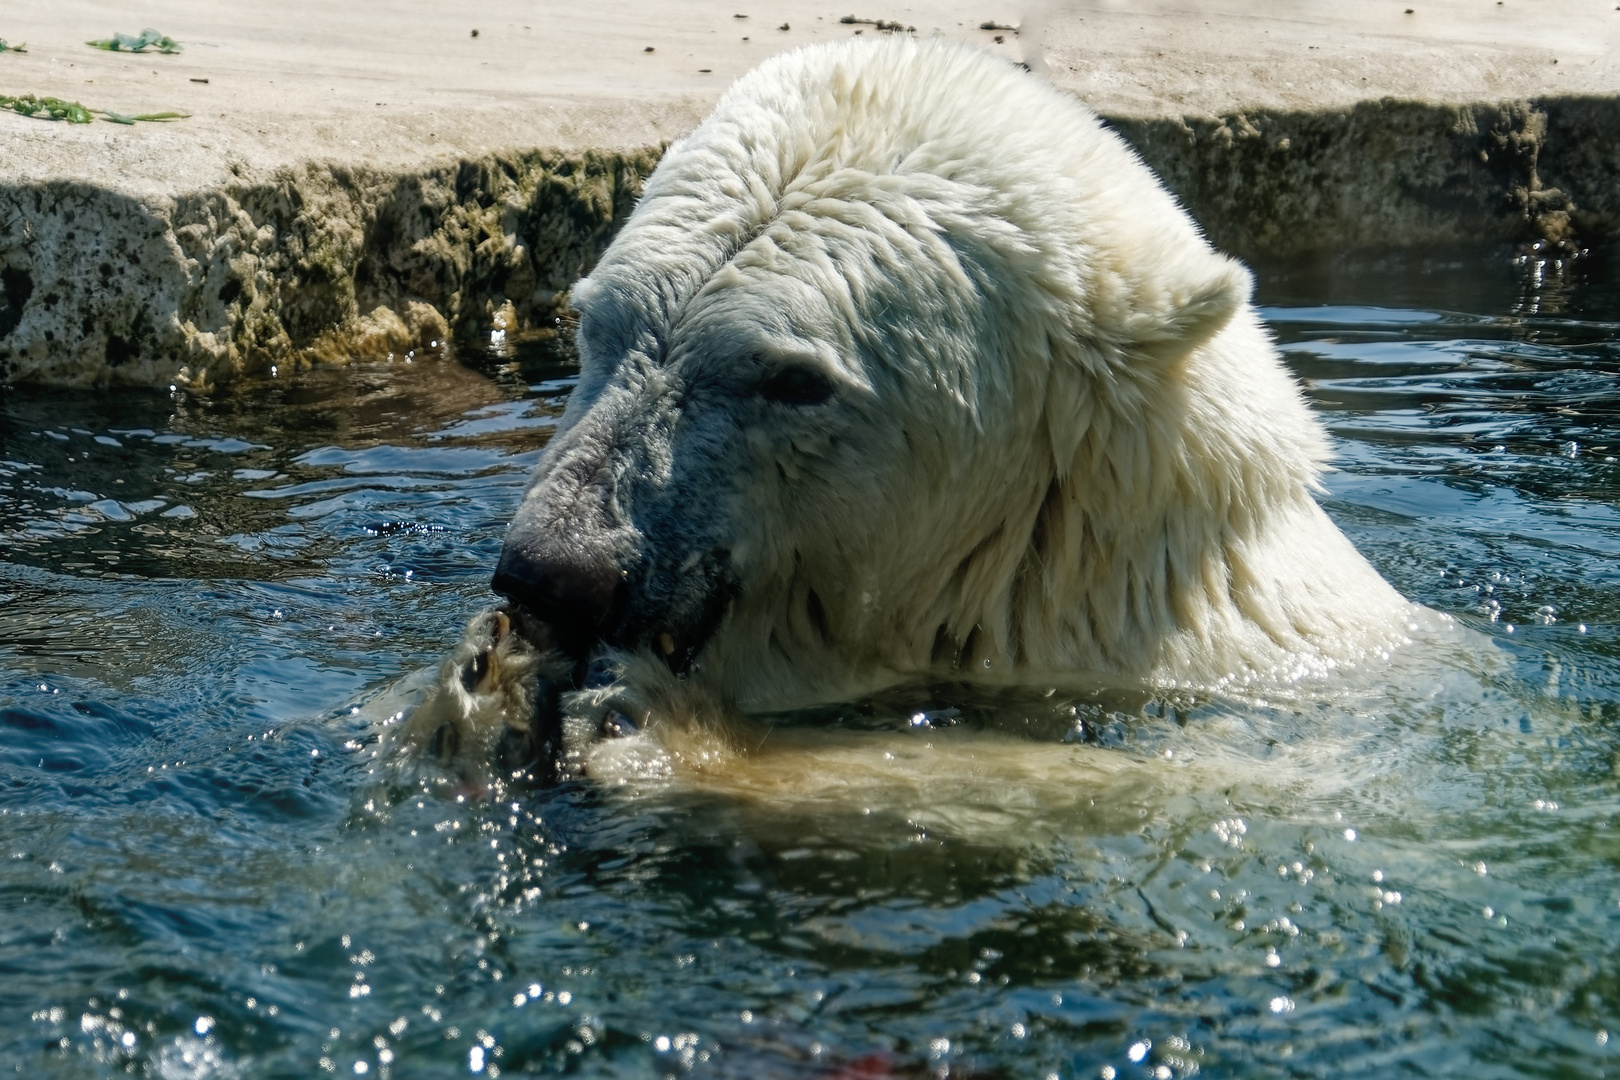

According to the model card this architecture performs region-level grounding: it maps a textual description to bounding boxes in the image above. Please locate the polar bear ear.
[1114,250,1252,366]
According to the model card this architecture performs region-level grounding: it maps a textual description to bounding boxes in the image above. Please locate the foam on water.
[2,250,1618,1078]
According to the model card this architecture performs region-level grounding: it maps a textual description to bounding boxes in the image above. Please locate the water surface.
[1,248,1618,1078]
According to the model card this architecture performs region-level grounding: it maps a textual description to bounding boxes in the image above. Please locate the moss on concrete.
[1106,97,1608,261]
[1537,97,1620,244]
[0,148,659,388]
[1,95,1617,388]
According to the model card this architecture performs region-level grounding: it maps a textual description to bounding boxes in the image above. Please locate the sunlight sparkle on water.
[2,254,1619,1076]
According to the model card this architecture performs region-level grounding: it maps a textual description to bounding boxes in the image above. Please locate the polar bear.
[489,36,1422,721]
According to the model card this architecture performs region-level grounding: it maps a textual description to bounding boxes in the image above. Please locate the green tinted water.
[1,248,1617,1078]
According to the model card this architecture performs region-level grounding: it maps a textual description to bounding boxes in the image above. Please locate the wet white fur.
[384,610,567,790]
[573,37,1424,711]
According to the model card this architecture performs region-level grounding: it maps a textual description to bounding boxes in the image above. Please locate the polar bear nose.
[491,545,624,657]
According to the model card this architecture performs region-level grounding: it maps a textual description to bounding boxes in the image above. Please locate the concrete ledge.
[1115,95,1620,260]
[2,0,1617,387]
[0,150,656,388]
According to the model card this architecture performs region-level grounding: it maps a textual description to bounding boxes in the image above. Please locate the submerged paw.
[426,719,461,763]
[387,605,570,791]
[456,608,515,695]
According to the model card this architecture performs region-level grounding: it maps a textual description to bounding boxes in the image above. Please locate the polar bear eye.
[759,365,835,406]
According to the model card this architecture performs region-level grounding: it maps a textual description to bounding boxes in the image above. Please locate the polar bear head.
[493,38,1368,709]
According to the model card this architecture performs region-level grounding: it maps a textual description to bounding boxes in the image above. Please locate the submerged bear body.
[491,37,1421,717]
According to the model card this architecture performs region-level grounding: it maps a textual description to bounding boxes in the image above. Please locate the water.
[1,248,1618,1079]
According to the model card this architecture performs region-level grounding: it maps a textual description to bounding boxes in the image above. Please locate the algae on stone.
[5,92,1619,389]
[1107,98,1588,260]
[0,147,659,388]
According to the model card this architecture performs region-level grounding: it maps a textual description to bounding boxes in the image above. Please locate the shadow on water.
[1,250,1619,1078]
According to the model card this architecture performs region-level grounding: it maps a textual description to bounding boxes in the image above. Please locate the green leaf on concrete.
[0,93,185,125]
[0,39,27,53]
[1,94,94,123]
[100,109,188,124]
[86,28,181,54]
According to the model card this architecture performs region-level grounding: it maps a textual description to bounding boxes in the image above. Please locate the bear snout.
[495,525,740,679]
[492,541,625,661]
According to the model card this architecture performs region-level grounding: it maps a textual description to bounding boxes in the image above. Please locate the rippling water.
[2,249,1618,1079]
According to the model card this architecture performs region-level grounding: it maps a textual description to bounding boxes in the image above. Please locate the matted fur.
[385,608,572,792]
[526,36,1421,714]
